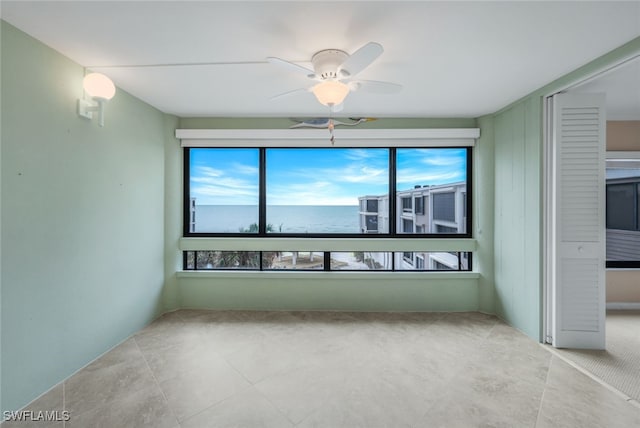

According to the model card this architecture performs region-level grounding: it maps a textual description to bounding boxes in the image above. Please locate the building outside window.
[364,215,378,233]
[432,192,456,222]
[415,195,425,214]
[401,197,412,212]
[606,157,640,268]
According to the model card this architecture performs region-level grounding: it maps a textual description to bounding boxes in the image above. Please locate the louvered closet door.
[551,92,606,349]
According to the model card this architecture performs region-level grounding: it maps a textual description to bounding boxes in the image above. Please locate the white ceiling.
[2,1,639,118]
[571,57,640,120]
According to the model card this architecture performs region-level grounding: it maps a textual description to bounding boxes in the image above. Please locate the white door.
[550,92,606,349]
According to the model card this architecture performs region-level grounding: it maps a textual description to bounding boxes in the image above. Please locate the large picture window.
[185,147,471,238]
[184,146,472,271]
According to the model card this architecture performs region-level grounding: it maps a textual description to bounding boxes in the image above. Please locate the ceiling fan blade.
[266,57,316,79]
[350,80,402,94]
[338,42,383,78]
[269,87,310,100]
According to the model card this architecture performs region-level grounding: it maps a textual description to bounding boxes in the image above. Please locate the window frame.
[605,152,640,269]
[178,127,479,273]
[184,146,473,239]
[183,249,473,272]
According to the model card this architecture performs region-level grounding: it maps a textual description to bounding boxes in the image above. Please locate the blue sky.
[396,148,467,189]
[266,148,388,205]
[190,149,259,205]
[190,148,466,205]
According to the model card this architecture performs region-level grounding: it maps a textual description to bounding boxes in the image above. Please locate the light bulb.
[83,73,116,101]
[312,81,349,106]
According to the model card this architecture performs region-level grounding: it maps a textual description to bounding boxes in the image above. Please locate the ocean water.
[193,205,360,233]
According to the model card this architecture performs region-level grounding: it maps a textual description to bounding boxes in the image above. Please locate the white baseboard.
[607,302,640,310]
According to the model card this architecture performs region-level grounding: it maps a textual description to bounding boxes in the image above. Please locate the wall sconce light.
[77,72,116,126]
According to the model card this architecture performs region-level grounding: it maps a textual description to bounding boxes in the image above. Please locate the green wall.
[487,97,541,340]
[484,36,640,341]
[0,22,171,412]
[178,273,480,312]
[475,116,496,314]
[163,115,181,311]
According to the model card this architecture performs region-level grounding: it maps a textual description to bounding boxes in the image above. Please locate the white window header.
[177,128,479,148]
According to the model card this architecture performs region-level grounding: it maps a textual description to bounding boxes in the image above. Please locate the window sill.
[179,237,477,252]
[176,270,481,280]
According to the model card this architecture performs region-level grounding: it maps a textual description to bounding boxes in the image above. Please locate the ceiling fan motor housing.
[311,49,349,80]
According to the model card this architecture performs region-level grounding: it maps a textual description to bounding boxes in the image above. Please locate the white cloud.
[396,169,464,187]
[279,162,388,186]
[340,166,387,184]
[191,166,258,204]
[344,149,387,161]
[421,156,465,167]
[192,175,256,191]
[197,166,224,177]
[233,163,259,175]
[192,184,256,198]
[267,180,358,205]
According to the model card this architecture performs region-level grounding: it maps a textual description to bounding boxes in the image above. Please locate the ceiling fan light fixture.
[312,80,350,106]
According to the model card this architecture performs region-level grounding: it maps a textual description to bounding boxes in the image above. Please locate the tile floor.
[5,310,640,428]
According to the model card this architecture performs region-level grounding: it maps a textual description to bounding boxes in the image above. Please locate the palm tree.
[214,251,260,269]
[213,223,281,268]
[239,223,276,233]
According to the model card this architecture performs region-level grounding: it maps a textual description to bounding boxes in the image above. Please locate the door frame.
[542,54,640,345]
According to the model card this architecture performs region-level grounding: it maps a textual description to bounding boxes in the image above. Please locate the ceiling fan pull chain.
[328,117,335,145]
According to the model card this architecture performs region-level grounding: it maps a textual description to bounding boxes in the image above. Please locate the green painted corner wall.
[488,97,542,340]
[0,21,173,412]
[475,116,496,315]
[163,114,182,311]
[486,36,640,341]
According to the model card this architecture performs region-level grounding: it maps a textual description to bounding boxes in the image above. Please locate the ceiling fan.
[267,42,402,111]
